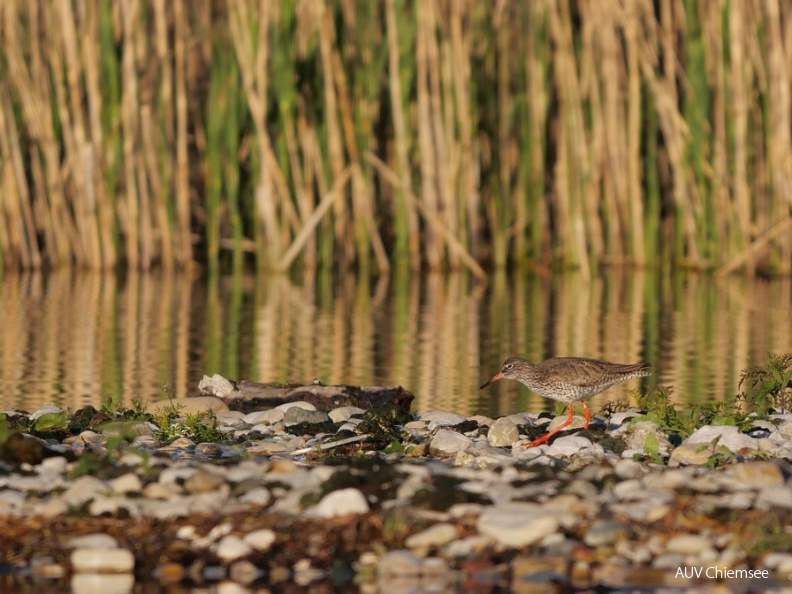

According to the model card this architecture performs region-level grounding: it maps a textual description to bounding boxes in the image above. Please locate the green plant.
[630,387,740,440]
[69,452,102,479]
[100,396,151,422]
[737,353,792,416]
[153,410,227,444]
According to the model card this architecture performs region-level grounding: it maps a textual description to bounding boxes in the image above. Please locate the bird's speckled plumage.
[479,355,651,447]
[481,356,651,403]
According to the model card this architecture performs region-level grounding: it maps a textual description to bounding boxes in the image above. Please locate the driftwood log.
[198,374,414,414]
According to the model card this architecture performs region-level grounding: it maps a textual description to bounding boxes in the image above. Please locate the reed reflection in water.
[0,270,790,417]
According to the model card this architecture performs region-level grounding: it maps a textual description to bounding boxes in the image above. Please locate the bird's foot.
[521,433,552,448]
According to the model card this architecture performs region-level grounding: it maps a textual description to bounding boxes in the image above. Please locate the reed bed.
[1,0,792,274]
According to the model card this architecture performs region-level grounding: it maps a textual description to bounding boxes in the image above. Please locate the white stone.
[38,456,68,474]
[239,487,272,506]
[761,552,792,574]
[683,425,758,453]
[544,435,595,457]
[469,415,495,427]
[215,411,245,425]
[546,414,587,434]
[66,534,119,549]
[61,476,109,506]
[404,523,458,549]
[756,485,792,509]
[609,408,644,427]
[668,444,712,467]
[487,418,519,447]
[477,503,564,547]
[617,421,674,454]
[613,458,648,479]
[158,466,197,485]
[70,547,135,573]
[275,401,317,412]
[777,421,792,439]
[429,430,472,457]
[77,431,105,445]
[109,473,142,495]
[70,573,135,594]
[30,405,63,420]
[377,550,423,577]
[168,437,196,449]
[215,535,252,561]
[421,411,468,430]
[198,374,236,397]
[665,534,715,557]
[305,488,369,518]
[443,535,494,558]
[328,407,365,423]
[244,529,277,551]
[243,409,285,425]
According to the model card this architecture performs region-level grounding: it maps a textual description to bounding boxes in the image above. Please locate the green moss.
[287,420,339,436]
[516,423,548,442]
[356,404,414,448]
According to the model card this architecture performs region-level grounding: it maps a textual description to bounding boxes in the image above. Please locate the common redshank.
[480,356,651,447]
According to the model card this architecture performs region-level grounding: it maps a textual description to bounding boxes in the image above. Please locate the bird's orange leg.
[582,401,591,429]
[526,403,575,447]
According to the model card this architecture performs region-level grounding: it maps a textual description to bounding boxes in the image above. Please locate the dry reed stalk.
[315,0,351,266]
[173,0,192,264]
[702,0,729,262]
[150,0,173,270]
[296,102,321,269]
[331,7,390,273]
[416,0,442,269]
[728,1,752,262]
[548,0,591,278]
[386,0,420,269]
[526,2,549,262]
[142,105,174,267]
[493,0,511,267]
[229,0,281,268]
[365,152,488,281]
[328,45,390,272]
[0,93,40,269]
[624,1,644,265]
[763,0,792,273]
[717,216,792,276]
[637,0,701,265]
[283,107,316,269]
[431,5,457,270]
[119,0,142,269]
[450,1,478,262]
[581,1,610,260]
[278,167,353,271]
[598,3,625,260]
[83,2,116,269]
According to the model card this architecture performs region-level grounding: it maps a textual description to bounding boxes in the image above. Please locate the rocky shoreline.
[2,386,792,592]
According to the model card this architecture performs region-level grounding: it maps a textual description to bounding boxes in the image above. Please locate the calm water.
[1,269,790,417]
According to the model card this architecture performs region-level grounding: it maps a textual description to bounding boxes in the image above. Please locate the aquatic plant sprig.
[737,352,792,415]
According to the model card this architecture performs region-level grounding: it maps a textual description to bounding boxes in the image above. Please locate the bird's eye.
[504,363,513,370]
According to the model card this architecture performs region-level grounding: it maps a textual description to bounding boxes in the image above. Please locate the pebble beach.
[2,385,792,592]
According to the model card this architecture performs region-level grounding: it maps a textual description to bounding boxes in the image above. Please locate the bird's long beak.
[479,371,504,390]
